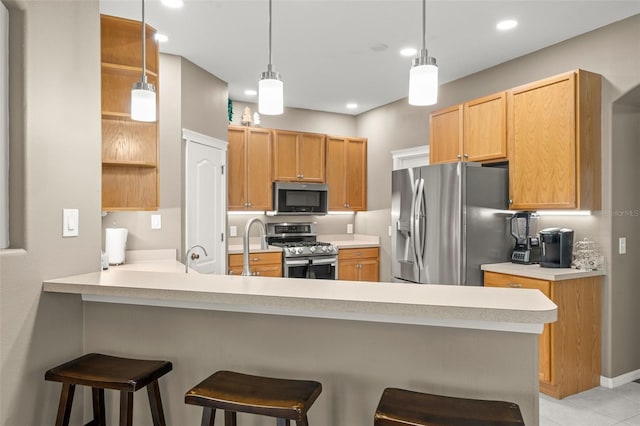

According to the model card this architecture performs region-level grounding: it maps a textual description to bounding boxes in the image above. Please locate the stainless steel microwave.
[272,182,328,215]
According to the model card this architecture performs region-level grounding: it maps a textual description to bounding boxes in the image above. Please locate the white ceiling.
[100,0,640,115]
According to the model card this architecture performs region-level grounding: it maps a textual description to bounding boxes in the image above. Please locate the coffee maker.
[539,228,574,268]
[510,212,541,264]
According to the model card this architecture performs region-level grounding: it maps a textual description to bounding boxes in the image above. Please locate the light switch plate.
[151,214,162,229]
[63,208,79,237]
[619,237,627,254]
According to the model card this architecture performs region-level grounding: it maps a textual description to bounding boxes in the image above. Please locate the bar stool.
[374,387,525,426]
[185,370,322,426]
[45,353,173,426]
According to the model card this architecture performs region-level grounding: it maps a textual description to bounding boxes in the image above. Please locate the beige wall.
[0,1,101,424]
[356,14,640,379]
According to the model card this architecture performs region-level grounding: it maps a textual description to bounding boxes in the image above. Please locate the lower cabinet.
[228,252,282,277]
[338,247,380,282]
[483,271,601,399]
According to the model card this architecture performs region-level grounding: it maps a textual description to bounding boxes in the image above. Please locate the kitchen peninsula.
[43,271,556,425]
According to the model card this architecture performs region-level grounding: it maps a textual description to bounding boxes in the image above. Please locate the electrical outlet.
[347,224,353,234]
[151,214,162,229]
[230,226,237,237]
[619,237,627,254]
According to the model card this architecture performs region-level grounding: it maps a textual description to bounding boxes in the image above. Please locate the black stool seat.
[374,388,525,426]
[45,353,172,426]
[185,370,322,426]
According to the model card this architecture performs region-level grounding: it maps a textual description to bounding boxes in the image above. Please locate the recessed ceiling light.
[496,19,518,31]
[400,47,417,57]
[155,33,168,43]
[161,0,184,8]
[346,103,358,109]
[244,89,257,96]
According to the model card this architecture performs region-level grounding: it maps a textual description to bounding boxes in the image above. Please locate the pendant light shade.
[408,0,438,106]
[409,51,438,106]
[258,0,284,115]
[131,0,157,122]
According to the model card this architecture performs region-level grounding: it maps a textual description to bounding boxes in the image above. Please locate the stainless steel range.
[266,222,338,279]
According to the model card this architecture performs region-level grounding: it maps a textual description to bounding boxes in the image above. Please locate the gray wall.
[356,14,640,379]
[0,1,101,424]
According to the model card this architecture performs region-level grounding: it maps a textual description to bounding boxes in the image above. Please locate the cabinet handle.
[509,199,513,204]
[252,257,260,262]
[507,283,522,288]
[463,153,469,158]
[457,154,462,160]
[248,202,252,207]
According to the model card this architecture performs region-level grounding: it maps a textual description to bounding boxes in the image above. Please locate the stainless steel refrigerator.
[391,162,512,285]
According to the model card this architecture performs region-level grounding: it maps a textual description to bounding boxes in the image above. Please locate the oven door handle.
[310,257,337,265]
[285,258,311,266]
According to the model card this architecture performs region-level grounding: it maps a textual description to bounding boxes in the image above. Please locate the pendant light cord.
[421,0,426,52]
[141,0,147,82]
[268,0,273,71]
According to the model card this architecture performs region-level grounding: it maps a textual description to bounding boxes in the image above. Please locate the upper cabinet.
[228,126,273,211]
[508,70,601,210]
[326,136,367,211]
[273,130,326,182]
[101,15,159,211]
[429,92,507,165]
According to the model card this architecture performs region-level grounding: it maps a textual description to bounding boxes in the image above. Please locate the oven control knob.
[330,245,337,253]
[286,248,294,255]
[296,247,304,255]
[321,246,328,252]
[309,246,316,253]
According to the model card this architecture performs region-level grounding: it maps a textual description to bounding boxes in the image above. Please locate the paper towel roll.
[105,228,128,265]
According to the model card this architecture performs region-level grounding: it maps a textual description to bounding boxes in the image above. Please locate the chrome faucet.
[242,218,267,276]
[185,244,208,273]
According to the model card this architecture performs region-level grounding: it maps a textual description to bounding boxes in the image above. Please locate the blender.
[510,212,541,264]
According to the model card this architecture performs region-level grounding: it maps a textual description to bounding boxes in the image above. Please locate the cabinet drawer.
[228,252,282,267]
[338,247,379,261]
[228,264,282,277]
[484,271,550,296]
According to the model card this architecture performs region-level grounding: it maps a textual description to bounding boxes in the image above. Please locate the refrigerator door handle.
[413,178,425,272]
[409,178,419,266]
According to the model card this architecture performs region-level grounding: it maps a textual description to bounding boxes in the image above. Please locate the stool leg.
[54,383,75,426]
[119,391,133,426]
[295,416,308,426]
[91,387,106,426]
[201,407,215,426]
[147,380,167,426]
[276,419,291,426]
[224,411,237,426]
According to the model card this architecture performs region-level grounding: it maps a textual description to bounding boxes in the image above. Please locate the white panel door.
[184,129,227,274]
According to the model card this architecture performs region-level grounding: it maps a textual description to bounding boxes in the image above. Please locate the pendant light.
[408,0,438,106]
[258,0,283,115]
[131,0,157,122]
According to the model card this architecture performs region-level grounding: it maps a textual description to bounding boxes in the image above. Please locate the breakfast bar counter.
[43,272,556,425]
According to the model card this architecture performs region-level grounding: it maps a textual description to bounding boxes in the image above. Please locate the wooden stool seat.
[374,388,525,426]
[45,353,172,426]
[185,370,322,426]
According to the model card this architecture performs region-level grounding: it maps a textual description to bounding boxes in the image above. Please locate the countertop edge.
[43,271,556,334]
[481,262,605,281]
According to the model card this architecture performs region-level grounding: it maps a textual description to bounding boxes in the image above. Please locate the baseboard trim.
[600,369,640,388]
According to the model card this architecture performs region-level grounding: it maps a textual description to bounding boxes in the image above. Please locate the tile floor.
[540,382,640,425]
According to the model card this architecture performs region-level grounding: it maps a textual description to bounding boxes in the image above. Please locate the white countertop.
[43,270,556,334]
[107,249,195,273]
[481,262,605,281]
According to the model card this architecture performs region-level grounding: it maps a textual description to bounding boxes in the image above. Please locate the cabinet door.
[358,258,379,282]
[298,132,326,182]
[338,260,359,281]
[227,127,247,209]
[429,105,463,164]
[509,72,577,209]
[483,271,551,383]
[326,137,348,209]
[346,138,367,211]
[464,92,507,162]
[273,130,299,181]
[245,128,273,210]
